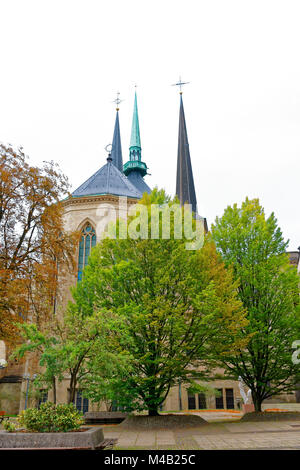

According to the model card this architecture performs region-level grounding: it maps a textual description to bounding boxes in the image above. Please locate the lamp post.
[178,381,182,411]
[23,373,37,410]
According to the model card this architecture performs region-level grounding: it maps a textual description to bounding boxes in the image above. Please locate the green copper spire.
[129,91,141,152]
[123,90,148,178]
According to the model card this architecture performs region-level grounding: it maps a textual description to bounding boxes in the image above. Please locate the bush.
[18,402,84,433]
[2,419,17,432]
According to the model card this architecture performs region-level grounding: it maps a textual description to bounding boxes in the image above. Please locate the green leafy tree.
[212,197,300,411]
[12,323,64,404]
[71,190,248,416]
[13,311,106,405]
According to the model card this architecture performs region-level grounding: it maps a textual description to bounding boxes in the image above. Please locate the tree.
[0,143,77,342]
[13,310,108,405]
[12,323,63,404]
[211,197,300,411]
[70,190,248,415]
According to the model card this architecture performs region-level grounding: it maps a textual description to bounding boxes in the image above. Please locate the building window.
[188,391,196,410]
[111,401,125,412]
[225,388,234,409]
[198,393,207,409]
[74,390,89,413]
[38,390,48,408]
[78,223,96,280]
[215,389,224,409]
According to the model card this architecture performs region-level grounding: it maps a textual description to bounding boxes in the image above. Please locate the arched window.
[78,223,96,280]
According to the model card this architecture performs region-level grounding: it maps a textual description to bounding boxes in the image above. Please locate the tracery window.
[77,223,96,280]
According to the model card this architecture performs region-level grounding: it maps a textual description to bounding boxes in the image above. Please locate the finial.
[172,76,190,94]
[105,143,113,162]
[112,92,123,111]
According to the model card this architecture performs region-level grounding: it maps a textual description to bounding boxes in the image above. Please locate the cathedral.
[1,89,299,414]
[34,89,238,413]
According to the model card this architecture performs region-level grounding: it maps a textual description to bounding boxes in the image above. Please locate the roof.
[127,170,151,196]
[72,158,142,199]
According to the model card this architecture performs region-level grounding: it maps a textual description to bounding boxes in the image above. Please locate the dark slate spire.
[110,108,123,172]
[176,93,197,214]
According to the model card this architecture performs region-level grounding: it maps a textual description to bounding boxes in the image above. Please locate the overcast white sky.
[0,0,299,249]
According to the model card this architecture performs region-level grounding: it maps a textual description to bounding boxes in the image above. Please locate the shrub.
[2,419,17,432]
[18,402,84,432]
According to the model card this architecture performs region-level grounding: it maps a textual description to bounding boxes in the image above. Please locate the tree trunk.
[148,408,159,416]
[52,376,56,404]
[252,395,262,412]
[68,373,76,404]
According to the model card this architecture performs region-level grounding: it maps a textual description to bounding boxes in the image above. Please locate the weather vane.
[172,76,190,94]
[112,91,123,110]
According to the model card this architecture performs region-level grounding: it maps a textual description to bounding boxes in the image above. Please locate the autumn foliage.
[0,144,77,344]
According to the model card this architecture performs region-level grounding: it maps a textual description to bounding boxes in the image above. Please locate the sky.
[0,0,299,250]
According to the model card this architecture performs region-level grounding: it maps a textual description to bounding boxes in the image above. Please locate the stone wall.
[0,382,22,415]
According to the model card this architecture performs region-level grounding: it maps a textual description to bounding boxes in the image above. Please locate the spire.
[110,109,123,172]
[176,93,197,214]
[129,91,142,160]
[123,90,148,178]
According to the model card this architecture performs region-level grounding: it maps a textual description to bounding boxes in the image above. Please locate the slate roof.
[127,170,151,196]
[72,158,142,199]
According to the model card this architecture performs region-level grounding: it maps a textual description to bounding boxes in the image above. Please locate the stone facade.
[56,194,139,317]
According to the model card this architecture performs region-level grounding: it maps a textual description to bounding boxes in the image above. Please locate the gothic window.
[77,223,96,281]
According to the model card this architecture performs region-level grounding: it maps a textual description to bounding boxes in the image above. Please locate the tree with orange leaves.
[0,143,77,344]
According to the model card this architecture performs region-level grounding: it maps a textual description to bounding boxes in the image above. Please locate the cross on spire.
[172,76,190,94]
[113,91,123,110]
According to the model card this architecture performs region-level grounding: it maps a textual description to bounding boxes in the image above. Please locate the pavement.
[102,413,300,450]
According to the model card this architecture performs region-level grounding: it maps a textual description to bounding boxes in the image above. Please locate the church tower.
[175,91,197,214]
[175,85,208,231]
[110,103,123,172]
[123,91,151,196]
[63,102,144,285]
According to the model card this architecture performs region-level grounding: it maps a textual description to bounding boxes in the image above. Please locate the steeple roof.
[176,94,197,214]
[124,90,148,179]
[72,157,141,199]
[110,109,123,172]
[130,91,141,149]
[127,170,151,195]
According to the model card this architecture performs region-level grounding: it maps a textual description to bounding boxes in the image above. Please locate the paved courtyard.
[102,416,300,450]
